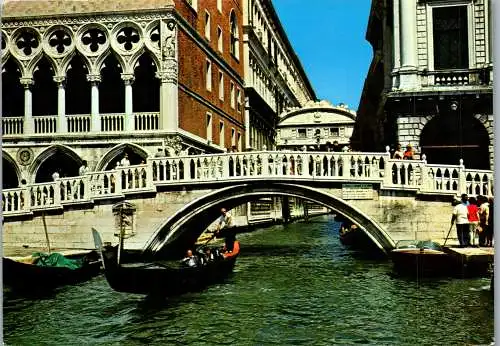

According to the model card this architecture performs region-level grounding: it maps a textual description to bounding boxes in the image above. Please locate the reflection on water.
[4,215,494,345]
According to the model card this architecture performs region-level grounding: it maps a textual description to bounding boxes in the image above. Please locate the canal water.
[3,215,494,345]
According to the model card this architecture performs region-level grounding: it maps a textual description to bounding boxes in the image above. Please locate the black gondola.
[390,240,454,277]
[3,251,101,293]
[92,229,240,296]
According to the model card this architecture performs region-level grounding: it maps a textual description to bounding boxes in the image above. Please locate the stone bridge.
[2,151,493,255]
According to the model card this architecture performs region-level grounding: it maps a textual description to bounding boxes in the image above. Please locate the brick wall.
[175,0,245,150]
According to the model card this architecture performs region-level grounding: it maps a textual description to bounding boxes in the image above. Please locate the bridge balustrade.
[1,151,494,217]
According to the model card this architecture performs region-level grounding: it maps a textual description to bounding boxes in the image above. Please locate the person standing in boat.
[451,194,470,247]
[215,208,236,252]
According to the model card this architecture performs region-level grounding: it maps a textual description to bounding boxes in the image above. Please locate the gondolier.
[451,194,470,247]
[215,208,236,252]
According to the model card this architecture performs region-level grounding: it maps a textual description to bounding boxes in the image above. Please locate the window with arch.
[230,10,239,59]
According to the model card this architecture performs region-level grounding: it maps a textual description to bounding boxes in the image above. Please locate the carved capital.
[53,75,66,86]
[19,77,34,88]
[156,60,178,83]
[121,73,135,85]
[86,74,102,84]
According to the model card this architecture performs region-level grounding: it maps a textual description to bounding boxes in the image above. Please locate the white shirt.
[79,165,88,176]
[120,157,130,167]
[217,211,234,229]
[453,203,469,224]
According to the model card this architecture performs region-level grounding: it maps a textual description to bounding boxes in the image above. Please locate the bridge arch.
[142,182,396,259]
[95,142,149,171]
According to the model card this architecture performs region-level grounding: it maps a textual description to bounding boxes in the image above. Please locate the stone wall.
[2,185,460,251]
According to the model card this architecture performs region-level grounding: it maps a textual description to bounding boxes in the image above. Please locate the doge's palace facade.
[2,0,246,187]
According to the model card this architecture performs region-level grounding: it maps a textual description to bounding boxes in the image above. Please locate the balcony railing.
[423,67,492,87]
[34,115,57,134]
[2,151,493,217]
[2,117,24,135]
[2,112,161,136]
[67,114,91,133]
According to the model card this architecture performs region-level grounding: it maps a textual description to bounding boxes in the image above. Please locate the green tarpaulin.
[32,252,83,270]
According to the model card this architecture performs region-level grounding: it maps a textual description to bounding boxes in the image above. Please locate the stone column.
[399,0,418,89]
[157,71,178,132]
[158,18,179,132]
[20,78,34,134]
[392,0,401,87]
[87,74,101,132]
[244,96,251,150]
[54,76,67,133]
[122,74,135,131]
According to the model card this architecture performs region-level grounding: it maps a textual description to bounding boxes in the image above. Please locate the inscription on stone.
[342,183,373,200]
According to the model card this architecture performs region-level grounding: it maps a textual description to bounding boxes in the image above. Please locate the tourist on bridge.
[467,196,480,246]
[403,144,414,160]
[79,160,88,176]
[451,194,471,247]
[393,144,404,159]
[120,153,130,167]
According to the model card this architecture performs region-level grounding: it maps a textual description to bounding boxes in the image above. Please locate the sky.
[273,0,373,111]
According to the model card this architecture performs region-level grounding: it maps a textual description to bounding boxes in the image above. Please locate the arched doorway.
[420,114,490,169]
[35,149,81,183]
[2,156,20,189]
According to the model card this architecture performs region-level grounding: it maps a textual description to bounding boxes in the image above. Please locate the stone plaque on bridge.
[342,183,373,200]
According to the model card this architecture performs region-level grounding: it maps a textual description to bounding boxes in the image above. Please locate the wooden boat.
[3,251,101,293]
[92,229,240,296]
[390,240,454,277]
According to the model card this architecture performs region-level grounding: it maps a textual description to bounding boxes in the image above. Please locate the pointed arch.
[30,144,83,183]
[99,53,125,114]
[132,52,159,112]
[32,55,58,116]
[2,150,21,188]
[66,52,91,115]
[95,143,149,171]
[2,58,24,118]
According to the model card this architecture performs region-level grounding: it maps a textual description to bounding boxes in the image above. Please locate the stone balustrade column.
[54,76,67,133]
[122,74,135,132]
[399,0,418,89]
[20,78,34,134]
[87,74,101,132]
[458,159,466,194]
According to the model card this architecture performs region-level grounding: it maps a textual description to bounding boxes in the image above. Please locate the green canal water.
[3,215,494,345]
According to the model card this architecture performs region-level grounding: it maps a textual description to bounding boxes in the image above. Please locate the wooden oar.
[42,212,51,254]
[443,223,454,246]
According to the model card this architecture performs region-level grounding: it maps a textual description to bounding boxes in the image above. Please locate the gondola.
[92,229,240,296]
[3,251,101,293]
[390,240,454,277]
